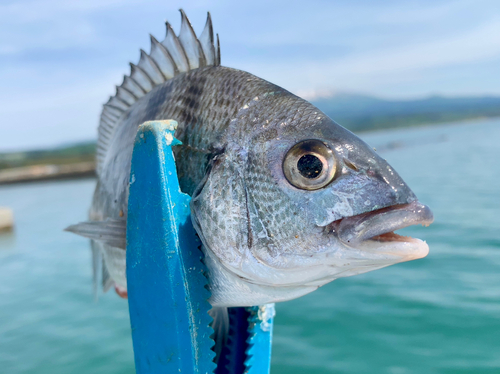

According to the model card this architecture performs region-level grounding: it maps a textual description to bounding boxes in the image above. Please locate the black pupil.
[297,154,323,179]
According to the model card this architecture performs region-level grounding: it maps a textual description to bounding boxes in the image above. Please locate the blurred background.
[1,0,499,373]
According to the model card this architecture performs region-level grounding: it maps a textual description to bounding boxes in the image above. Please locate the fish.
[66,10,433,308]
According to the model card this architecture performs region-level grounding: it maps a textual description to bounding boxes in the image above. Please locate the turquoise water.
[1,119,499,373]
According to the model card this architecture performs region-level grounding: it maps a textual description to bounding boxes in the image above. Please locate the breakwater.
[0,162,95,185]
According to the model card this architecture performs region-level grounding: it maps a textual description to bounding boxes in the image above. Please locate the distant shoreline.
[0,162,95,186]
[353,115,500,134]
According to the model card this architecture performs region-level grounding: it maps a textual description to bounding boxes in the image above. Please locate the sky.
[1,0,499,151]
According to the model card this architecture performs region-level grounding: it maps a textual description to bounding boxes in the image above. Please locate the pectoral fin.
[65,218,127,249]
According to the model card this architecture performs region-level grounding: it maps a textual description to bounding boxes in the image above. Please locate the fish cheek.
[190,154,250,267]
[244,148,319,260]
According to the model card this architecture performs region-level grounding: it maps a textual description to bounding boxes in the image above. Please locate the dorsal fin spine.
[113,96,131,108]
[121,75,145,97]
[116,86,137,104]
[108,94,131,110]
[99,125,112,137]
[101,111,118,123]
[148,36,168,80]
[104,102,125,114]
[197,40,206,68]
[129,63,154,92]
[150,34,179,76]
[216,33,221,66]
[179,9,204,69]
[99,120,113,133]
[98,128,111,139]
[99,130,112,140]
[164,22,190,72]
[121,86,138,100]
[126,74,147,95]
[199,12,215,65]
[103,106,122,118]
[138,49,165,85]
[97,11,221,175]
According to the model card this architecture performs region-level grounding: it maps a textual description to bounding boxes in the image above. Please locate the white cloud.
[335,18,500,74]
[0,0,152,55]
[234,16,500,97]
[0,0,133,22]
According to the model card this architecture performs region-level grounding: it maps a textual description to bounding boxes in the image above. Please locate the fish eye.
[283,140,337,190]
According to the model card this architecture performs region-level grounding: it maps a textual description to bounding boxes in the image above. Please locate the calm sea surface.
[1,118,499,373]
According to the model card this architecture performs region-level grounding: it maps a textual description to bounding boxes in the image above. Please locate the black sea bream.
[67,11,433,307]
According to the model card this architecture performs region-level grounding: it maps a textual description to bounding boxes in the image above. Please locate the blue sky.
[1,0,499,151]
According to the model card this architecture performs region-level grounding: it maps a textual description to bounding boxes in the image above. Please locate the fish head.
[191,93,433,304]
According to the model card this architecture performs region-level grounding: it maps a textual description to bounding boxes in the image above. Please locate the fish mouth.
[327,200,434,259]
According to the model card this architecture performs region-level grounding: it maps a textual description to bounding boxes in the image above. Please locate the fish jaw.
[327,200,433,260]
[314,201,433,280]
[269,200,434,283]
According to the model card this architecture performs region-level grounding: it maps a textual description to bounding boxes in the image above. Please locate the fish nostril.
[387,190,398,199]
[343,158,358,171]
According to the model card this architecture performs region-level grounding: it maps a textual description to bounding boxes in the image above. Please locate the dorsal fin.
[199,13,215,65]
[179,9,205,69]
[96,10,220,175]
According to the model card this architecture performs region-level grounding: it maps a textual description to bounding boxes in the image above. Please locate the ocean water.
[1,118,499,373]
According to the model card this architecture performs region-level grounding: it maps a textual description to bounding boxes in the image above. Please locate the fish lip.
[326,201,434,247]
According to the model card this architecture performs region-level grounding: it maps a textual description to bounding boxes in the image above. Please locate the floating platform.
[0,208,14,232]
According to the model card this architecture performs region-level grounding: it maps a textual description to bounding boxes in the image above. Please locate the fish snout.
[329,201,434,246]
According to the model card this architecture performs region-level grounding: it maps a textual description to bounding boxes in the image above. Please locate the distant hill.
[311,94,500,132]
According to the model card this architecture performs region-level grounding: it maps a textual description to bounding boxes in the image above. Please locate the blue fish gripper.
[126,120,274,374]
